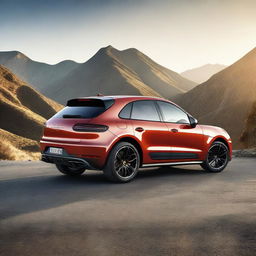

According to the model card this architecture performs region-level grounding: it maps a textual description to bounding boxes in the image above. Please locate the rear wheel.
[104,142,140,182]
[56,164,86,176]
[201,141,229,172]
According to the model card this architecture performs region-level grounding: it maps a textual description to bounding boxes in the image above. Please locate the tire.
[104,142,140,183]
[56,164,86,176]
[201,141,229,173]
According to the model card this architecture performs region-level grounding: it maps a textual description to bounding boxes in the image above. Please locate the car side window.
[131,100,160,121]
[157,101,189,124]
[119,102,132,119]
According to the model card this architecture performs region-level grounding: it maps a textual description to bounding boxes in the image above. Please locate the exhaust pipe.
[41,154,95,170]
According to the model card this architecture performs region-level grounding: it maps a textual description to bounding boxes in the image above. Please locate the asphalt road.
[0,158,255,256]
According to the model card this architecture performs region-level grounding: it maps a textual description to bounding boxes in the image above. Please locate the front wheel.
[56,164,86,176]
[201,141,229,173]
[104,142,140,183]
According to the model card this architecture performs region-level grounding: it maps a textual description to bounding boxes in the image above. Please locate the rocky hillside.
[175,48,256,148]
[0,65,63,160]
[240,101,256,148]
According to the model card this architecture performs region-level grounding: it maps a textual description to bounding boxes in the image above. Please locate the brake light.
[73,123,108,132]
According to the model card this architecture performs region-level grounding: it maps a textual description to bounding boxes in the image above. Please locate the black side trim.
[149,152,199,160]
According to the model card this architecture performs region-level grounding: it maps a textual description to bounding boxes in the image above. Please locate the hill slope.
[181,64,227,84]
[175,48,256,148]
[0,129,40,160]
[240,101,256,148]
[0,51,79,91]
[0,65,63,160]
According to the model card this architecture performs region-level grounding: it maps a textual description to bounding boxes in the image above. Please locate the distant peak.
[95,46,141,56]
[1,50,30,60]
[94,45,117,57]
[100,45,115,52]
[16,52,28,59]
[123,47,139,53]
[105,45,114,49]
[57,59,79,65]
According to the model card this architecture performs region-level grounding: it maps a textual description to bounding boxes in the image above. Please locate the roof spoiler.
[66,98,114,109]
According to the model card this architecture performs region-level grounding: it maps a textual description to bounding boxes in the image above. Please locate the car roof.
[74,95,171,102]
[66,95,186,114]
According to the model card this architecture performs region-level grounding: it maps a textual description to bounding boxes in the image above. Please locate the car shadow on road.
[0,165,209,221]
[137,165,207,179]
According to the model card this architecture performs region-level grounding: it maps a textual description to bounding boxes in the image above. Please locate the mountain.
[240,101,256,148]
[181,64,227,84]
[175,48,256,148]
[0,65,63,160]
[0,47,196,104]
[46,46,196,104]
[0,51,79,91]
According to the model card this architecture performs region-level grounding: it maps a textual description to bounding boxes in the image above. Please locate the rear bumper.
[40,140,109,169]
[41,153,97,170]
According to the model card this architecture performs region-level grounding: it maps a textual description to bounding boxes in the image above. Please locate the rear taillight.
[73,123,108,132]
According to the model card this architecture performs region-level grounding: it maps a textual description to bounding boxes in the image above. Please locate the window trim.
[118,99,193,124]
[155,100,190,125]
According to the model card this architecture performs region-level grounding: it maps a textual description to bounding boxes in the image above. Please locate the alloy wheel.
[207,143,228,170]
[114,146,139,179]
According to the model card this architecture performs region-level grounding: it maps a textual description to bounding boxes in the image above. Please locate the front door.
[156,100,204,161]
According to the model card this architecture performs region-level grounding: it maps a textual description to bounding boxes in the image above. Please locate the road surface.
[0,158,255,256]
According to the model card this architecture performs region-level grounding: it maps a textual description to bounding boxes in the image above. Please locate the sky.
[0,0,256,72]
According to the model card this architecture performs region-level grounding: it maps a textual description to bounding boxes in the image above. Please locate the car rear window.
[54,99,114,119]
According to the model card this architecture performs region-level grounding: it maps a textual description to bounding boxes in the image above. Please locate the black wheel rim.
[114,146,138,179]
[207,143,228,170]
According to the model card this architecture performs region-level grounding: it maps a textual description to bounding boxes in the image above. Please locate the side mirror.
[189,116,198,128]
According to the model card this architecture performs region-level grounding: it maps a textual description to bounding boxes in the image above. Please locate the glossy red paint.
[40,96,232,170]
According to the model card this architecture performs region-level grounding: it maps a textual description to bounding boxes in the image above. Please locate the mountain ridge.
[0,46,196,104]
[175,47,256,148]
[45,45,196,104]
[0,51,80,91]
[181,63,227,84]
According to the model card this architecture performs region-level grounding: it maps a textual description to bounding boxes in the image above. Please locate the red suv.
[40,96,232,182]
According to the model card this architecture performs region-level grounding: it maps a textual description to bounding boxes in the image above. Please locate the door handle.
[135,127,144,132]
[171,128,179,133]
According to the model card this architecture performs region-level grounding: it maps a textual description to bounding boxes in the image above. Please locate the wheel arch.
[107,136,143,167]
[212,137,232,160]
[212,137,229,149]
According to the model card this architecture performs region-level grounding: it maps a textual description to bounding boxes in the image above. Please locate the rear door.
[156,100,204,161]
[129,100,170,164]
